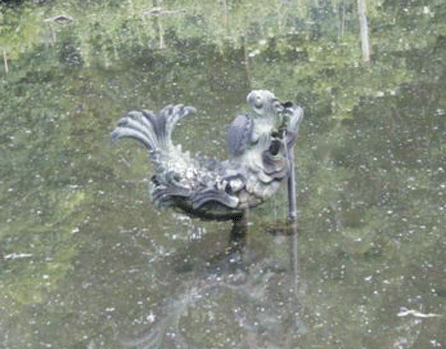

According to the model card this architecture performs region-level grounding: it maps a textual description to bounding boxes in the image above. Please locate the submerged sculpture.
[111,90,303,233]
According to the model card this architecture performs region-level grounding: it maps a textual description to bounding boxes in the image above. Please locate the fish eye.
[254,95,263,108]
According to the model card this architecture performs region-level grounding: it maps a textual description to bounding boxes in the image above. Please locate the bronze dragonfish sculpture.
[111,90,303,239]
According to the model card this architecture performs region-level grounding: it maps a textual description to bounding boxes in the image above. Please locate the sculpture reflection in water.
[118,267,306,348]
[111,90,304,245]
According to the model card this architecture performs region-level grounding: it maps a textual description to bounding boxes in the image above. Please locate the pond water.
[1,10,446,349]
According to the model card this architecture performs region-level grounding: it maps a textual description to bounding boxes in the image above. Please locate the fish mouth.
[273,99,284,113]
